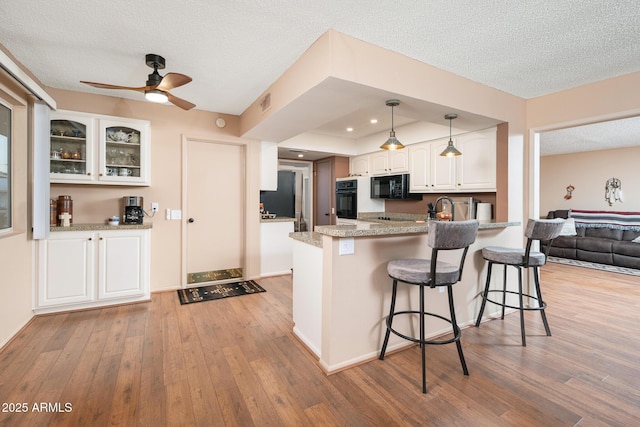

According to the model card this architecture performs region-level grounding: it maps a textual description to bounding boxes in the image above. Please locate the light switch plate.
[339,237,355,255]
[171,209,182,220]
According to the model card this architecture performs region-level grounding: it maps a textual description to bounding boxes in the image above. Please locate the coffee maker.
[123,196,144,224]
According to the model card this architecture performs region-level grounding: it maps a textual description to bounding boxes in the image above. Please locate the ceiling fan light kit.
[380,99,405,151]
[145,89,168,103]
[80,53,195,110]
[440,113,462,157]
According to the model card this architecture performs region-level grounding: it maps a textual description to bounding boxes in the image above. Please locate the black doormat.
[177,280,266,305]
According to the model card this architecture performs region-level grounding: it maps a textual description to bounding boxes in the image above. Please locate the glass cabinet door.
[104,126,142,178]
[99,119,149,185]
[50,116,94,181]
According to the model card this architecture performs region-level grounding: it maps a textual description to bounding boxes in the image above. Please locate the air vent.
[260,93,271,112]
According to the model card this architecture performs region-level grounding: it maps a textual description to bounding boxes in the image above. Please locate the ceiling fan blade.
[156,73,192,91]
[167,92,195,110]
[80,81,148,92]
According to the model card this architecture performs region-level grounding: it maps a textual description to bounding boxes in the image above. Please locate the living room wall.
[540,145,640,215]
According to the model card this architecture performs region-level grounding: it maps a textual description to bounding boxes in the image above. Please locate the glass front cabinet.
[50,110,150,186]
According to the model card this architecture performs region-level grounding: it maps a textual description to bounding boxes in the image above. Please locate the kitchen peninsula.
[290,215,520,374]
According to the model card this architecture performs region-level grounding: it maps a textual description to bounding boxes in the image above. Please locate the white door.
[184,140,244,286]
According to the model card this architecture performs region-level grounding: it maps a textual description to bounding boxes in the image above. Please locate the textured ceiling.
[1,0,639,155]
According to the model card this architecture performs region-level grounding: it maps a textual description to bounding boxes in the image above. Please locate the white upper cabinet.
[50,110,150,186]
[370,150,409,176]
[350,154,370,176]
[408,138,455,192]
[260,141,278,191]
[408,128,496,193]
[50,111,95,182]
[455,128,497,191]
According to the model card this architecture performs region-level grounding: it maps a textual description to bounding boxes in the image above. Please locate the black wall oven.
[335,179,357,219]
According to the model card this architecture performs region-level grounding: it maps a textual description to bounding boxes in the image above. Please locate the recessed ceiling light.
[346,127,354,132]
[370,119,378,124]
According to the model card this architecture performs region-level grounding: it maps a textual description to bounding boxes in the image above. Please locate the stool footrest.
[385,310,461,346]
[482,289,547,311]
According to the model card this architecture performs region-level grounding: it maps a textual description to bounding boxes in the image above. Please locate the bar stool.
[474,218,564,346]
[379,220,479,394]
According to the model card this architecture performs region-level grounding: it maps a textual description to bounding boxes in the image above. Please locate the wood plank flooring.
[1,262,639,426]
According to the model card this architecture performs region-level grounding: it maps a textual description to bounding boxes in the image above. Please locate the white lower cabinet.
[36,228,150,313]
[260,220,294,276]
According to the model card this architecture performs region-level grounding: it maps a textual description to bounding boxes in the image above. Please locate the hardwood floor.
[1,262,639,426]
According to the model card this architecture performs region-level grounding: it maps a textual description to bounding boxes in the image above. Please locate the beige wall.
[46,88,261,292]
[540,146,640,214]
[526,71,640,218]
[0,70,34,347]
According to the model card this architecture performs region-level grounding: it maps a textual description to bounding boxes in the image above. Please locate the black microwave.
[370,174,422,199]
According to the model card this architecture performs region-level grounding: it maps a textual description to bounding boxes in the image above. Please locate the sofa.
[543,209,640,269]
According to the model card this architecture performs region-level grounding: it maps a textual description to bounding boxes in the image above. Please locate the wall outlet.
[151,202,159,212]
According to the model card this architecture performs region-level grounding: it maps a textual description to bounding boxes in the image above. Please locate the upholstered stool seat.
[475,218,564,346]
[379,220,479,394]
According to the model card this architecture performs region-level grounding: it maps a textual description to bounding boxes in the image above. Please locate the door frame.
[180,135,255,288]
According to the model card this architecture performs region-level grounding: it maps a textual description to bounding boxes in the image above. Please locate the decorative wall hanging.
[605,177,623,206]
[564,184,575,200]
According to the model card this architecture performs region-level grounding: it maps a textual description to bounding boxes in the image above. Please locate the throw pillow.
[632,236,640,243]
[559,217,577,236]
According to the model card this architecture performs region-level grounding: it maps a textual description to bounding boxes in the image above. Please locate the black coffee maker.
[123,196,144,224]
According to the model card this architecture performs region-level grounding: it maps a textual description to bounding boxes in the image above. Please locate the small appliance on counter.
[123,196,144,224]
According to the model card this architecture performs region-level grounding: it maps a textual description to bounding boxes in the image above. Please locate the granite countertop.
[50,223,153,232]
[260,217,296,223]
[289,231,323,248]
[314,219,518,238]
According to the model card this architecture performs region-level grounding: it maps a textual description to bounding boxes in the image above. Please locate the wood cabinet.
[35,228,150,314]
[50,110,150,186]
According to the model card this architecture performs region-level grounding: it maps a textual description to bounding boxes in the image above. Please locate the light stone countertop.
[260,216,296,223]
[289,231,323,248]
[50,223,153,232]
[289,218,519,247]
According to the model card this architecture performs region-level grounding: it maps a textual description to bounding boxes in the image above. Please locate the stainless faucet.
[434,196,455,221]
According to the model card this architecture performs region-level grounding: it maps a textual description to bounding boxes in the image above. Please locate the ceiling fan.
[81,54,195,110]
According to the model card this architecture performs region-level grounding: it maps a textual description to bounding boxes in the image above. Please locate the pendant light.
[440,113,462,157]
[380,99,405,150]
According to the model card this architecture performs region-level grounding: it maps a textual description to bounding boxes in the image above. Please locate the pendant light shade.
[380,99,405,150]
[440,113,462,157]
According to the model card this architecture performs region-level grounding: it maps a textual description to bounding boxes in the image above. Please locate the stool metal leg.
[475,262,493,327]
[420,285,427,393]
[533,266,552,337]
[448,285,468,376]
[501,265,508,319]
[379,279,398,360]
[517,266,526,346]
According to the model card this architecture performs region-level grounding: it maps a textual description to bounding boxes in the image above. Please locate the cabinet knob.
[100,237,103,240]
[87,173,92,176]
[99,173,103,176]
[88,237,92,241]
[188,218,195,223]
